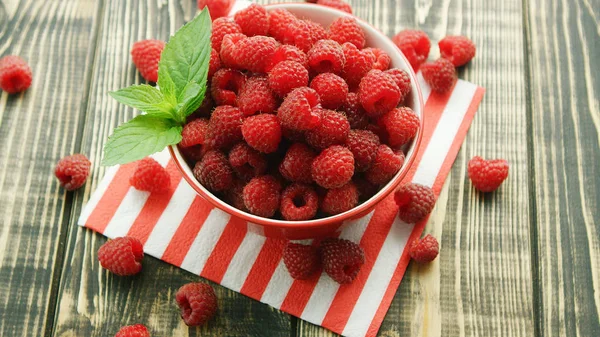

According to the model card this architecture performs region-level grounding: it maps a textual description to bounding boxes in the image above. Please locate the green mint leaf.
[158,70,177,107]
[177,82,206,118]
[109,84,175,120]
[102,115,182,166]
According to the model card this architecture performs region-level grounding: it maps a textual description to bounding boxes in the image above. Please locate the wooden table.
[1,0,598,336]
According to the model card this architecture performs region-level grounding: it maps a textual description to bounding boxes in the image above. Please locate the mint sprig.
[102,9,212,166]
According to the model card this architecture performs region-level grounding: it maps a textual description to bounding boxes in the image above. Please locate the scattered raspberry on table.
[114,324,150,337]
[439,35,476,67]
[55,154,91,191]
[320,238,365,284]
[283,242,321,279]
[176,282,218,326]
[0,55,32,94]
[468,156,509,192]
[197,0,234,20]
[130,39,164,82]
[392,29,431,71]
[421,58,457,93]
[97,237,144,276]
[130,157,171,193]
[394,183,436,223]
[409,234,439,263]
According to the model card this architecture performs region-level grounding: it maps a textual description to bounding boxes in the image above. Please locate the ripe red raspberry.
[283,243,320,279]
[97,237,144,276]
[392,30,431,71]
[211,18,242,52]
[365,145,405,185]
[277,87,321,131]
[0,55,32,94]
[176,282,218,327]
[311,145,354,189]
[242,114,282,153]
[328,16,365,49]
[266,44,308,72]
[342,92,369,129]
[394,183,435,223]
[208,48,221,78]
[210,68,246,106]
[358,69,401,118]
[225,179,248,211]
[197,0,234,20]
[234,35,278,73]
[130,157,171,193]
[317,0,353,14]
[309,73,348,109]
[205,105,243,149]
[283,19,327,53]
[220,33,247,69]
[320,238,364,284]
[467,156,509,192]
[130,39,165,82]
[280,184,319,221]
[180,118,209,148]
[115,324,150,337]
[55,154,91,191]
[280,143,316,184]
[305,109,350,149]
[384,68,411,102]
[243,175,282,217]
[238,76,277,116]
[365,48,391,71]
[346,130,380,172]
[439,35,476,67]
[307,39,345,75]
[341,43,375,88]
[193,150,234,192]
[421,58,457,93]
[378,107,420,147]
[234,3,269,36]
[268,60,309,97]
[228,143,267,181]
[268,9,297,42]
[409,234,439,263]
[321,182,359,215]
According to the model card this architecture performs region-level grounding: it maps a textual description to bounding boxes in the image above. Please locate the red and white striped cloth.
[79,74,484,336]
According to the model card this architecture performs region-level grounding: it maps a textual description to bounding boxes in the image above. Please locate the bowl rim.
[169,2,424,230]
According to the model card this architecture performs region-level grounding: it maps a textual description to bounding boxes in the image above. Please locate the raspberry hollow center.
[293,195,307,207]
[344,263,361,276]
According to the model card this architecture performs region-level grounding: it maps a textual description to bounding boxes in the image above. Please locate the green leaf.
[109,84,175,120]
[102,115,182,166]
[177,82,206,118]
[158,70,177,107]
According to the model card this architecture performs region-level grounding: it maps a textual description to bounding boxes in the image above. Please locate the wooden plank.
[0,0,98,336]
[50,1,292,336]
[526,0,600,335]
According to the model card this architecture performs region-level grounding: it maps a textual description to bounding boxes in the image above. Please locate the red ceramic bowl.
[169,3,424,240]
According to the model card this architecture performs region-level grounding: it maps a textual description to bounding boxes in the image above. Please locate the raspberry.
[384,68,411,102]
[228,143,267,181]
[378,107,420,147]
[365,145,405,185]
[311,145,354,189]
[409,234,439,263]
[234,35,278,73]
[197,0,234,20]
[346,130,380,172]
[317,0,353,14]
[392,30,431,71]
[341,43,375,88]
[266,44,308,72]
[268,9,297,42]
[225,179,248,211]
[283,243,320,279]
[242,114,282,153]
[130,157,171,193]
[420,58,457,93]
[0,55,32,94]
[180,118,209,148]
[277,87,321,131]
[193,150,234,192]
[130,39,165,82]
[305,109,350,149]
[309,73,348,109]
[280,184,319,221]
[220,33,247,69]
[238,76,277,116]
[365,48,391,71]
[321,182,359,215]
[354,175,378,200]
[467,156,509,192]
[268,61,309,97]
[55,154,91,191]
[282,127,306,143]
[97,237,144,276]
[243,175,282,217]
[208,48,221,78]
[439,35,476,67]
[205,105,243,149]
[210,68,246,106]
[342,92,369,129]
[211,18,242,52]
[115,324,150,337]
[234,3,269,36]
[394,183,435,223]
[307,39,345,75]
[176,282,218,327]
[283,19,327,53]
[358,69,401,118]
[320,238,364,284]
[328,17,365,49]
[179,144,207,163]
[279,143,316,184]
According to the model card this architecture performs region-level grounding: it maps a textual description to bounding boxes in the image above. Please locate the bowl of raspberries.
[169,2,424,239]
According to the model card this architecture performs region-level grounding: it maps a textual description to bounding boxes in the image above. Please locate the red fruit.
[311,145,354,189]
[305,109,350,149]
[176,282,218,326]
[346,130,380,172]
[394,183,435,223]
[309,73,348,109]
[198,0,234,20]
[205,105,243,149]
[307,39,345,75]
[193,150,234,192]
[280,184,319,221]
[268,9,297,42]
[114,324,149,337]
[354,175,378,200]
[208,48,221,78]
[237,76,277,116]
[409,234,439,263]
[228,143,267,181]
[97,237,144,276]
[341,43,375,88]
[277,87,321,131]
[179,145,207,163]
[317,0,353,14]
[384,68,411,102]
[243,175,282,217]
[342,92,369,129]
[378,107,420,147]
[358,69,401,118]
[180,118,209,148]
[365,145,405,185]
[130,157,171,193]
[242,114,282,153]
[0,55,32,94]
[234,3,269,36]
[321,182,359,215]
[328,16,365,49]
[55,154,91,191]
[392,30,431,71]
[439,35,476,67]
[266,44,308,72]
[280,143,316,184]
[130,39,165,82]
[210,68,246,106]
[320,238,364,284]
[420,58,457,93]
[365,48,391,71]
[283,243,320,279]
[211,18,242,52]
[282,127,306,143]
[283,19,328,53]
[234,35,279,73]
[467,156,509,192]
[225,179,248,211]
[220,33,247,69]
[268,60,309,97]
